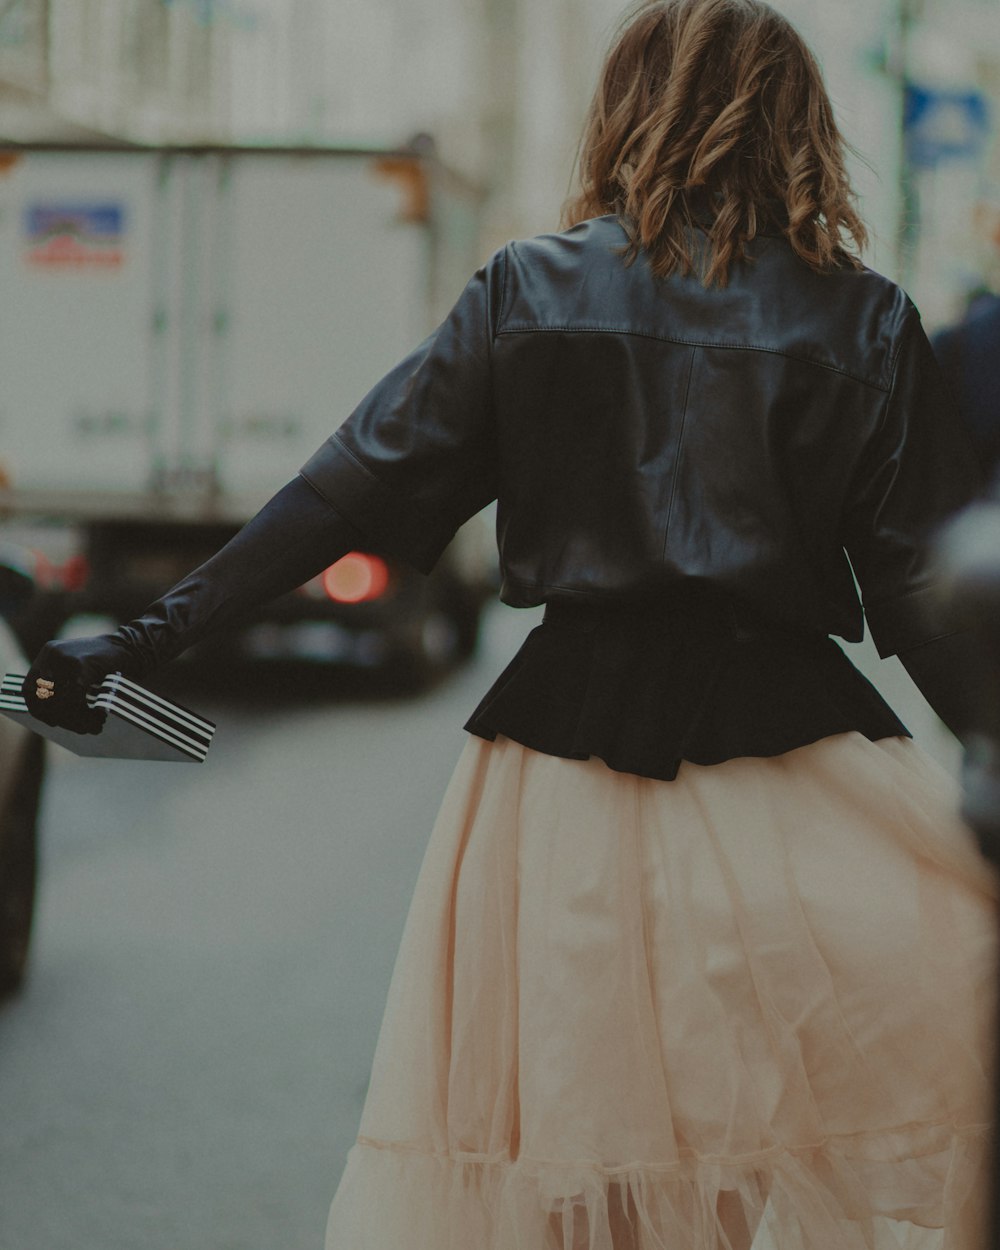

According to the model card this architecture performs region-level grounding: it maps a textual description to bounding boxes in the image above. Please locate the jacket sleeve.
[843,306,985,659]
[298,247,505,574]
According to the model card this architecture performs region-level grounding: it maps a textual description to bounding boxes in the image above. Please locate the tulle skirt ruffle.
[326,732,999,1250]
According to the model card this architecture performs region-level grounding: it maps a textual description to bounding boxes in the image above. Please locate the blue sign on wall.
[904,83,991,169]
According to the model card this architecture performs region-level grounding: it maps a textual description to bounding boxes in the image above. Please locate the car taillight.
[29,550,90,593]
[59,554,90,592]
[321,553,390,604]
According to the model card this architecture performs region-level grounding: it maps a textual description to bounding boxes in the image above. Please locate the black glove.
[24,635,142,734]
[23,475,366,734]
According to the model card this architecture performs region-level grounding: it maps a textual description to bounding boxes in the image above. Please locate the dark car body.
[0,558,46,996]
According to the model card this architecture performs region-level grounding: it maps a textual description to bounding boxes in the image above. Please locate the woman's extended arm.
[25,247,503,734]
[22,475,366,734]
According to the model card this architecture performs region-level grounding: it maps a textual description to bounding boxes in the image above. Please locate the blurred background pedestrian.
[932,192,1000,482]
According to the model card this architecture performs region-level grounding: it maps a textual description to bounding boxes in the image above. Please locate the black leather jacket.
[301,214,981,660]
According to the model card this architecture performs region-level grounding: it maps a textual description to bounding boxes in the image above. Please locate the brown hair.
[562,0,868,285]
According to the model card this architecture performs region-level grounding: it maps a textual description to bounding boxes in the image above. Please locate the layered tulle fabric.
[326,733,1000,1250]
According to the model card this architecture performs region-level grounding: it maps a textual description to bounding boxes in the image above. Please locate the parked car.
[0,552,46,997]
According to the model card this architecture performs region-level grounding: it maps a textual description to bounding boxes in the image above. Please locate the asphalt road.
[0,601,541,1250]
[0,602,956,1250]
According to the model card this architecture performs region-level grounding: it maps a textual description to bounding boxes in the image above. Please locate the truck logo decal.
[23,202,126,269]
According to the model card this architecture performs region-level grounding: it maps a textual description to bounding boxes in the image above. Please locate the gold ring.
[35,688,54,700]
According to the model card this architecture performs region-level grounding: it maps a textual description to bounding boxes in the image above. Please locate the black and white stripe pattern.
[1,672,215,763]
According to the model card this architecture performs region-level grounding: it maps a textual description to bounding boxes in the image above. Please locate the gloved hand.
[21,475,366,733]
[24,634,142,734]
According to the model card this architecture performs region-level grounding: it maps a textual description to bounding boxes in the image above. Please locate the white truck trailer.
[0,142,493,679]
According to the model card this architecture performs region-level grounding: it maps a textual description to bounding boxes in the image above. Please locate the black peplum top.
[463,587,908,783]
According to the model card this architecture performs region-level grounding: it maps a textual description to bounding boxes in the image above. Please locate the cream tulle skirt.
[326,732,1000,1250]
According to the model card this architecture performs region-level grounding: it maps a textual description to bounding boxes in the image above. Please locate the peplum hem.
[329,1120,990,1250]
[464,594,909,782]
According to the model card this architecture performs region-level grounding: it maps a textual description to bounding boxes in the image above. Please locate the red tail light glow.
[321,553,390,604]
[23,549,90,592]
[59,554,90,592]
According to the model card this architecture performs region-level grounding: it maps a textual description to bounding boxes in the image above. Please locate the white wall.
[475,0,905,265]
[8,0,996,317]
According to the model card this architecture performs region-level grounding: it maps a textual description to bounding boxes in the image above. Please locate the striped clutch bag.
[0,672,215,762]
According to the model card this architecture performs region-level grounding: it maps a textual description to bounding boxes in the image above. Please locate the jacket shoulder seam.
[496,323,891,391]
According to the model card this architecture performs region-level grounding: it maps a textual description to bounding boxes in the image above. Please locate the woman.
[24,1,999,1247]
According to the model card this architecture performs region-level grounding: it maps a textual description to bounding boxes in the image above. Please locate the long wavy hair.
[562,0,868,286]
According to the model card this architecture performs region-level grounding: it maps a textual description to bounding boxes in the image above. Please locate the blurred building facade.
[895,0,1000,322]
[0,0,996,322]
